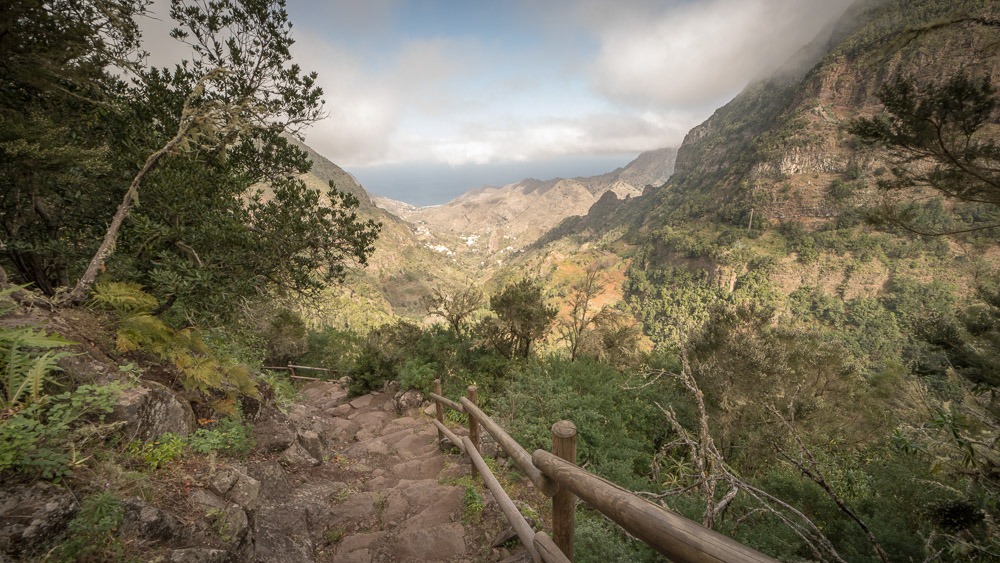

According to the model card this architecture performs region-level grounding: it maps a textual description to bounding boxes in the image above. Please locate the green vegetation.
[52,491,126,562]
[91,282,257,397]
[0,286,75,410]
[0,383,121,481]
[1,0,999,561]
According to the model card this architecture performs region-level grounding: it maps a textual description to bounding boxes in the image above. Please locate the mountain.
[289,140,477,324]
[513,0,1000,352]
[376,147,677,255]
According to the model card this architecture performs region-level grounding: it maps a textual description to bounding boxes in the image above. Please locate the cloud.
[579,0,854,107]
[139,0,854,169]
[293,32,474,166]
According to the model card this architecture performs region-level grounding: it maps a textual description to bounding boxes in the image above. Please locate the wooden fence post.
[552,420,577,561]
[467,385,481,479]
[434,379,444,441]
[287,363,295,379]
[467,385,480,453]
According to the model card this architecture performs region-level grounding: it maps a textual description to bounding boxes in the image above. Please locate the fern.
[90,281,158,315]
[90,283,257,399]
[0,287,75,411]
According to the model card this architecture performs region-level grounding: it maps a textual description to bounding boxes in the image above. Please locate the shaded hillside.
[290,143,475,324]
[530,0,1000,306]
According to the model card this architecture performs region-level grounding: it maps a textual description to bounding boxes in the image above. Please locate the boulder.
[208,467,260,511]
[393,389,424,414]
[254,504,313,563]
[0,483,77,559]
[296,430,326,461]
[119,497,180,543]
[252,411,296,453]
[394,523,466,560]
[247,461,294,500]
[280,441,321,466]
[214,504,249,545]
[110,383,195,442]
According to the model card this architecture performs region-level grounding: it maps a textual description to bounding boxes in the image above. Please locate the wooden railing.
[262,363,342,381]
[429,379,778,563]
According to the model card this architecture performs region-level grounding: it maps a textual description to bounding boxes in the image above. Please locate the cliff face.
[637,0,1000,229]
[511,0,1000,337]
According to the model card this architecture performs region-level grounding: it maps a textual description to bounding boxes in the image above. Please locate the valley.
[2,0,1000,561]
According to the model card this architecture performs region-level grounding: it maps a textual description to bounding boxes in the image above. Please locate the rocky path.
[0,378,524,562]
[246,381,511,563]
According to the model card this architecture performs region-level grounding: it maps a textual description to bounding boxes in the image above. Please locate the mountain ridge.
[373,147,677,255]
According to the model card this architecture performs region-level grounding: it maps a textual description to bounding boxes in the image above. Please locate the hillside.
[377,148,677,255]
[523,0,1000,336]
[290,142,477,324]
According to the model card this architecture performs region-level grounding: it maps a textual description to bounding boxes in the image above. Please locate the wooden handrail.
[533,532,571,563]
[464,436,541,563]
[431,419,465,453]
[532,451,779,563]
[428,379,777,562]
[287,364,333,372]
[460,396,558,497]
[429,392,464,413]
[261,367,324,382]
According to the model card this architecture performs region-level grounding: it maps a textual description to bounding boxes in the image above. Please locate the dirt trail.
[252,380,519,563]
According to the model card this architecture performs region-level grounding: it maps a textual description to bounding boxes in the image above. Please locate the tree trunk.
[63,123,193,305]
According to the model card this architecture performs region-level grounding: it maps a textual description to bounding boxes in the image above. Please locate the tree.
[685,302,877,470]
[576,307,643,370]
[559,265,603,361]
[0,0,380,320]
[848,73,1000,236]
[65,0,338,305]
[422,283,483,337]
[0,0,148,298]
[481,279,556,359]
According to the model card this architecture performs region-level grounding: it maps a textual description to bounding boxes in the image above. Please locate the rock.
[297,430,326,460]
[207,467,260,511]
[281,441,321,466]
[254,504,313,563]
[216,504,249,545]
[393,389,424,414]
[0,483,77,559]
[492,526,518,547]
[501,549,534,563]
[223,469,261,511]
[394,523,466,560]
[119,497,180,543]
[208,470,239,497]
[328,418,360,440]
[168,547,232,563]
[328,492,378,531]
[329,403,353,417]
[252,410,296,452]
[349,394,374,409]
[190,489,226,511]
[110,383,195,442]
[247,461,293,500]
[423,402,437,417]
[481,431,499,458]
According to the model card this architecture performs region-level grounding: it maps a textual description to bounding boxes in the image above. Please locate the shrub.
[188,408,254,458]
[264,309,309,366]
[0,383,121,481]
[91,282,257,397]
[53,491,124,562]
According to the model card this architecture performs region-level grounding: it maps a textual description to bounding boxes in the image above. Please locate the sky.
[144,0,855,205]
